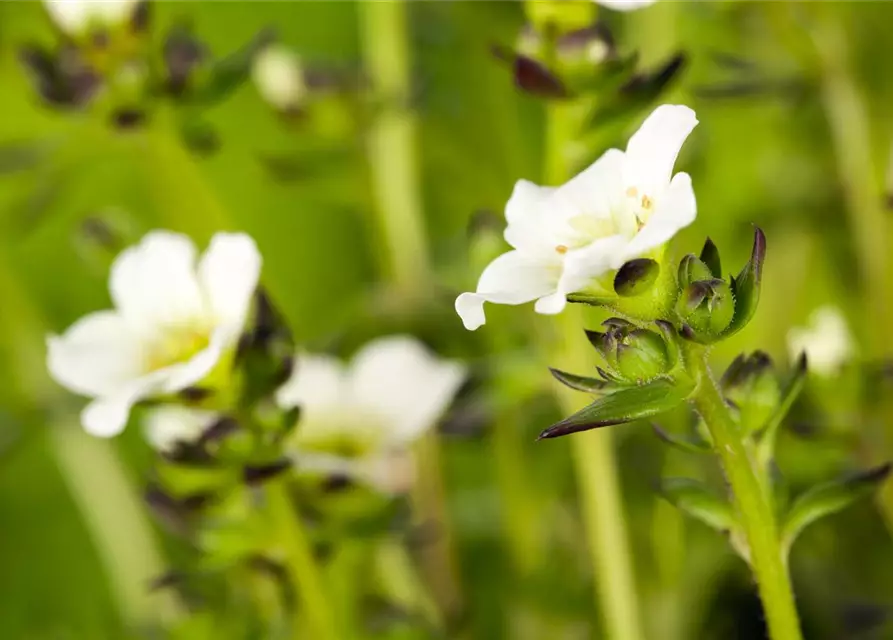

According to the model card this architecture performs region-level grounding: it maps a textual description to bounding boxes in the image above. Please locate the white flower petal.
[198,232,262,336]
[275,353,346,419]
[551,149,625,230]
[46,310,144,398]
[158,325,231,394]
[252,45,306,111]
[455,250,562,330]
[624,105,698,197]
[622,172,696,260]
[786,307,853,376]
[44,0,138,34]
[143,406,218,452]
[596,0,657,11]
[533,291,568,315]
[504,180,556,252]
[561,234,632,289]
[348,336,465,444]
[109,231,203,336]
[79,372,165,437]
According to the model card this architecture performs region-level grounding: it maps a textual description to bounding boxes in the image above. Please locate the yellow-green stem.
[265,480,339,640]
[545,101,643,640]
[358,0,462,618]
[682,342,802,640]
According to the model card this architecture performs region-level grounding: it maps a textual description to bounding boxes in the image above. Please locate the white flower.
[252,44,306,112]
[787,306,854,376]
[143,406,218,453]
[596,0,657,11]
[456,104,697,331]
[47,231,262,438]
[275,336,466,493]
[43,0,140,35]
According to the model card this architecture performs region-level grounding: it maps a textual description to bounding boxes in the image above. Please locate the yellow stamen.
[641,195,653,210]
[625,186,638,198]
[556,244,568,254]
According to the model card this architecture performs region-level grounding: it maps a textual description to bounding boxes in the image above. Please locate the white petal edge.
[198,232,262,336]
[144,406,218,452]
[596,0,658,11]
[624,105,697,197]
[275,352,346,420]
[109,231,203,336]
[504,180,556,252]
[348,336,466,444]
[455,250,562,330]
[46,310,144,398]
[622,172,696,261]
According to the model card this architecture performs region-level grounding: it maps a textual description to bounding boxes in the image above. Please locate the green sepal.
[699,237,722,278]
[780,463,891,555]
[549,368,613,393]
[613,258,659,297]
[653,320,680,369]
[192,28,274,107]
[723,227,766,338]
[538,376,695,439]
[652,423,710,454]
[659,477,736,532]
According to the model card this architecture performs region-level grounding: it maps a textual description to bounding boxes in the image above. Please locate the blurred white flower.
[47,231,261,438]
[596,0,657,11]
[787,306,854,376]
[43,0,140,35]
[456,104,697,330]
[275,336,466,494]
[252,44,306,112]
[143,406,218,453]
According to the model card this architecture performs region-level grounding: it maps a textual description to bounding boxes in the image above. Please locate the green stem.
[358,0,462,618]
[682,342,802,640]
[545,101,643,640]
[265,480,339,640]
[358,0,431,298]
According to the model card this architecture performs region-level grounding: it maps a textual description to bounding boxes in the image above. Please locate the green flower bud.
[721,352,781,434]
[587,319,674,384]
[678,254,715,287]
[676,278,735,340]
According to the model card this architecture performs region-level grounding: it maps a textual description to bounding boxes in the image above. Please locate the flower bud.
[676,278,735,341]
[677,254,715,287]
[721,352,781,434]
[252,44,307,114]
[588,319,674,384]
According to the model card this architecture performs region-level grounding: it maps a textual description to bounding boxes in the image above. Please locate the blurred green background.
[3,1,893,638]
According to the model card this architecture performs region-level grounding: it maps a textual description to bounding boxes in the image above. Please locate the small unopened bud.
[252,44,306,113]
[677,254,714,287]
[722,352,781,434]
[676,278,735,340]
[590,319,673,384]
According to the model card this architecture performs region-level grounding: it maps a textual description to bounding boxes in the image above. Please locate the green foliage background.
[2,1,893,638]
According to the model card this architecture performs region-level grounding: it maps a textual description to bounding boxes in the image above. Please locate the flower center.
[144,321,212,372]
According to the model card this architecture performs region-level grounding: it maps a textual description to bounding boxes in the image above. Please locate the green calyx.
[587,318,678,385]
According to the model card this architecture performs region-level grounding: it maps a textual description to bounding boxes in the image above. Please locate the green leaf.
[652,423,710,454]
[723,227,766,338]
[659,477,736,532]
[549,368,612,393]
[781,463,891,554]
[538,376,694,439]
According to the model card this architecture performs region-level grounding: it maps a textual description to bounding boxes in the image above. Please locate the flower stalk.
[681,341,803,640]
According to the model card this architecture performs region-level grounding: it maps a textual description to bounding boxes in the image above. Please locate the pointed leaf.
[659,477,736,532]
[652,423,710,454]
[538,376,694,439]
[723,227,766,338]
[700,237,722,278]
[549,368,612,394]
[781,463,891,554]
[614,258,659,297]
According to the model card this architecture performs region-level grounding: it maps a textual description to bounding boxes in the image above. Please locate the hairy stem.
[682,342,802,640]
